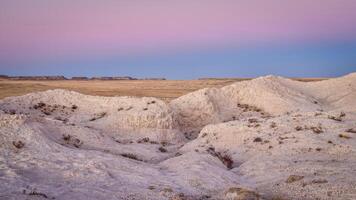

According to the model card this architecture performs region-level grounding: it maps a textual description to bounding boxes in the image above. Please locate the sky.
[0,0,356,79]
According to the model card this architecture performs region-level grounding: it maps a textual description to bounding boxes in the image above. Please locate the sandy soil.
[0,74,355,200]
[0,78,326,101]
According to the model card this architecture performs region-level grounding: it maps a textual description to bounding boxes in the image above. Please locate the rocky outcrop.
[71,76,89,80]
[90,76,136,80]
[7,76,67,80]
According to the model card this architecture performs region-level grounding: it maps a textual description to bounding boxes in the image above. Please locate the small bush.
[286,175,304,183]
[310,126,323,134]
[328,112,346,122]
[312,179,328,184]
[62,134,71,141]
[207,147,233,169]
[137,137,150,143]
[33,102,46,109]
[339,134,351,139]
[12,140,25,149]
[346,128,356,133]
[253,137,262,142]
[120,153,142,161]
[89,112,107,121]
[248,118,258,123]
[158,146,167,153]
[225,187,260,200]
[62,134,83,148]
[295,126,303,131]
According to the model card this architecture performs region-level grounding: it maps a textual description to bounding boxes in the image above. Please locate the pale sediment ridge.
[0,73,356,199]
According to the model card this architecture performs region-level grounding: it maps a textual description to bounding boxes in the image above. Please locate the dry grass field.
[0,78,327,101]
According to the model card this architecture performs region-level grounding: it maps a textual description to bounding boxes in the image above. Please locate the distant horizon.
[1,72,354,80]
[1,1,356,79]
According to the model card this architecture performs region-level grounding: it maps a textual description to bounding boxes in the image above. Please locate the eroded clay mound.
[0,89,178,132]
[1,73,356,199]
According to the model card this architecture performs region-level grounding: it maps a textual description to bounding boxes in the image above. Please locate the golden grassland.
[0,78,327,101]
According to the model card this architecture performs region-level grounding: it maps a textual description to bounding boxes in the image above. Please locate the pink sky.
[1,0,356,60]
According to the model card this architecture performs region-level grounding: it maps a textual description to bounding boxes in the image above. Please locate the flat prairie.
[0,78,326,101]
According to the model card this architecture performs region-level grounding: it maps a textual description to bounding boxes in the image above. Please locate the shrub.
[137,137,150,143]
[339,134,351,139]
[310,126,323,134]
[253,137,262,142]
[207,147,233,169]
[225,187,260,200]
[158,146,167,153]
[328,112,346,122]
[12,140,25,149]
[89,112,107,121]
[286,175,304,183]
[295,126,303,131]
[120,153,142,161]
[346,128,356,133]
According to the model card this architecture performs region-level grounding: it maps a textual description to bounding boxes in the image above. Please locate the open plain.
[0,74,355,200]
[0,78,325,101]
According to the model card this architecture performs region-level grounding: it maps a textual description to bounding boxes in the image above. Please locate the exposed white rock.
[1,73,356,199]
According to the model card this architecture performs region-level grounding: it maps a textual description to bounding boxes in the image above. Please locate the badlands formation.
[1,73,356,200]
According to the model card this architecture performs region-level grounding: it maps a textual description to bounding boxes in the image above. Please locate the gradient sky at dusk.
[1,0,356,79]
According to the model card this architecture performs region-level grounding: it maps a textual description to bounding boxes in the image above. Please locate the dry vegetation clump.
[12,140,25,149]
[207,147,233,169]
[346,128,356,133]
[328,112,346,122]
[32,102,75,116]
[147,100,156,105]
[311,179,328,184]
[248,118,259,123]
[253,137,262,142]
[303,124,323,134]
[89,112,107,121]
[23,188,49,199]
[33,102,46,110]
[295,126,303,131]
[54,116,68,123]
[7,109,16,115]
[339,134,351,139]
[311,126,323,134]
[247,118,260,128]
[148,185,155,190]
[314,112,323,116]
[143,108,148,111]
[28,191,48,199]
[117,107,124,111]
[158,146,167,153]
[125,106,133,111]
[286,175,304,183]
[237,103,262,113]
[71,105,78,110]
[62,134,83,148]
[137,137,150,143]
[120,153,142,161]
[224,187,260,200]
[270,122,277,128]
